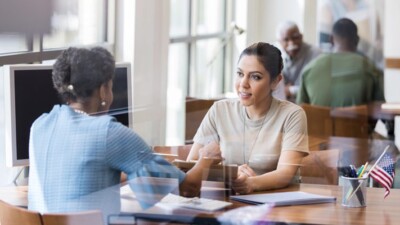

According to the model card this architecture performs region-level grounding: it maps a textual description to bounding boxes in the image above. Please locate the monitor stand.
[12,166,28,186]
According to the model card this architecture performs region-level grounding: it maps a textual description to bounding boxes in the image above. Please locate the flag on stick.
[370,153,395,198]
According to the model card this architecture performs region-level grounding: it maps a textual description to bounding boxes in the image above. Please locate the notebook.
[230,191,336,206]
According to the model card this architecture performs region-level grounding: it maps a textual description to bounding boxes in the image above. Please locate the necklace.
[242,107,268,165]
[74,109,89,116]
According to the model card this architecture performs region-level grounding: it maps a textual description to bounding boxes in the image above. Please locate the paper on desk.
[217,204,272,225]
[155,193,232,212]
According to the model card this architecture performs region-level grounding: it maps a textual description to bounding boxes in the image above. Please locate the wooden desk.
[2,183,400,225]
[368,101,400,121]
[134,183,400,225]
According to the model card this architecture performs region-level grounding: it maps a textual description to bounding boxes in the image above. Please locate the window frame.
[169,0,235,97]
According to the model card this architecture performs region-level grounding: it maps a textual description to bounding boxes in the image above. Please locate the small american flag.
[370,153,395,198]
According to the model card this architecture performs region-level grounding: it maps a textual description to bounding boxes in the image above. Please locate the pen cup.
[340,176,368,207]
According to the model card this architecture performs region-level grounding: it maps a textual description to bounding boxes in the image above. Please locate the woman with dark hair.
[187,42,309,194]
[28,47,221,219]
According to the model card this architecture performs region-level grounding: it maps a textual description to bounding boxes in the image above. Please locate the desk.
[134,183,400,225]
[368,101,400,121]
[369,101,400,141]
[2,183,400,225]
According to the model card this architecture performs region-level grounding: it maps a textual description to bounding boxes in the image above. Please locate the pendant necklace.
[242,107,268,165]
[74,109,89,116]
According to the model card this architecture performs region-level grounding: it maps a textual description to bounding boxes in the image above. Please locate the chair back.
[300,149,340,185]
[185,98,217,144]
[41,210,103,225]
[330,105,369,138]
[0,200,42,225]
[152,145,192,162]
[301,104,333,138]
[301,103,370,138]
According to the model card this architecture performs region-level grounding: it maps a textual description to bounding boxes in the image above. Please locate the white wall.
[115,0,170,146]
[384,0,400,150]
[245,0,317,46]
[384,0,400,103]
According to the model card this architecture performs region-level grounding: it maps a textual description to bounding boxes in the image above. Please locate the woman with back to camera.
[187,42,309,194]
[28,47,222,219]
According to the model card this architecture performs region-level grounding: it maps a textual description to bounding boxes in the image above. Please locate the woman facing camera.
[187,42,309,194]
[28,47,222,219]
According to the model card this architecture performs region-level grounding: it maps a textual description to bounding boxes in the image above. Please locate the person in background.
[276,21,321,102]
[187,42,309,194]
[28,47,222,221]
[296,18,384,107]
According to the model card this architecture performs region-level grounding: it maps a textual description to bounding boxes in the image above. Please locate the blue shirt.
[28,105,185,218]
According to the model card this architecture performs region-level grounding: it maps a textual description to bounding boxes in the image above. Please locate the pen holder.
[340,176,367,207]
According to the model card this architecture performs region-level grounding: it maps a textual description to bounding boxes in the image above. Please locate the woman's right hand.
[198,142,222,165]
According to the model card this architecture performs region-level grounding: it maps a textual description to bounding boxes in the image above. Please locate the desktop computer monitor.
[4,63,132,167]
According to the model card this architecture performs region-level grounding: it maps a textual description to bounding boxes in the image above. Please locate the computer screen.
[4,63,132,167]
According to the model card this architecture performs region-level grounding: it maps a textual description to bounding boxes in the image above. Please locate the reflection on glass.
[43,0,106,49]
[0,34,28,54]
[166,43,188,145]
[190,39,223,98]
[194,0,224,35]
[170,0,189,37]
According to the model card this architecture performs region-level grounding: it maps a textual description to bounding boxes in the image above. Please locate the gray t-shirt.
[193,98,309,175]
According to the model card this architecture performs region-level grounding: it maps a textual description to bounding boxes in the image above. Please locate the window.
[167,0,236,144]
[0,34,28,54]
[43,0,108,49]
[0,0,113,65]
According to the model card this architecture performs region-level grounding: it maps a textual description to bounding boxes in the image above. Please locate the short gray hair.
[276,21,299,39]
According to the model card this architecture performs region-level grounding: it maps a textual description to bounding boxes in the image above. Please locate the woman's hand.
[238,164,257,177]
[232,173,255,195]
[181,142,222,197]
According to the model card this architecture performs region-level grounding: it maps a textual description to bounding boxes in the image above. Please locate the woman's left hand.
[238,164,257,177]
[232,173,255,194]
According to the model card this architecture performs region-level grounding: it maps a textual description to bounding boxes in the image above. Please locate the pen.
[349,165,357,178]
[356,165,364,177]
[358,162,369,178]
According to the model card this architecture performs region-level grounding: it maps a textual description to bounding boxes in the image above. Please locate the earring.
[101,101,106,106]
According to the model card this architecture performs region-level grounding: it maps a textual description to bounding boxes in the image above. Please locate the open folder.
[230,191,336,206]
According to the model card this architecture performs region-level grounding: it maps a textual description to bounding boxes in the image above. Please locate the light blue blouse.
[28,105,185,218]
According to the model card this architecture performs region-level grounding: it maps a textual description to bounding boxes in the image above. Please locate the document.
[230,191,336,206]
[156,193,232,211]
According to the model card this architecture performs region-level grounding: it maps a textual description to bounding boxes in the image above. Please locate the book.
[230,191,336,206]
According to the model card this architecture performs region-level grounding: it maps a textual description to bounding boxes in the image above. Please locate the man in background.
[276,21,321,102]
[296,18,384,107]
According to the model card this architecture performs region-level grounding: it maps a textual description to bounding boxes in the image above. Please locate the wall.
[245,0,317,46]
[115,0,170,146]
[384,0,400,103]
[384,0,400,149]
